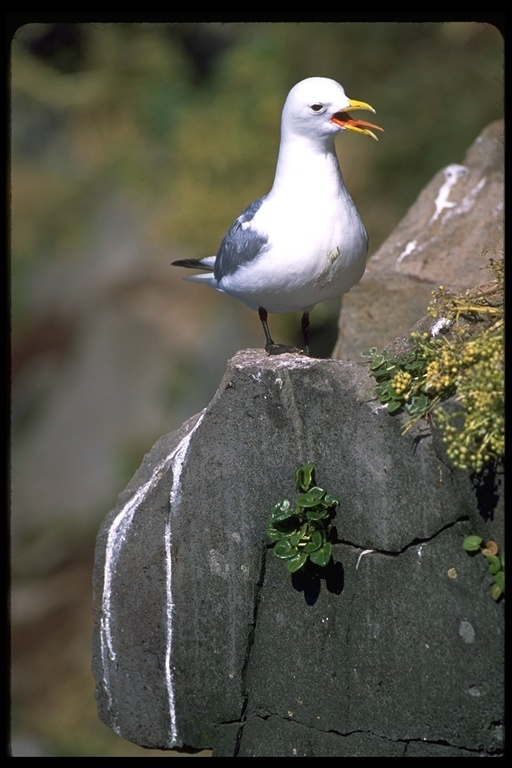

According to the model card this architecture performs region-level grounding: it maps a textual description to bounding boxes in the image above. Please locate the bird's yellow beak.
[331,98,384,141]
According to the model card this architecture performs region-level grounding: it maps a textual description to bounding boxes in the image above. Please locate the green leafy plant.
[462,535,505,601]
[361,340,439,419]
[266,464,339,573]
[362,256,504,473]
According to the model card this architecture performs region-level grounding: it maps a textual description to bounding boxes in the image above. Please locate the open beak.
[331,98,384,141]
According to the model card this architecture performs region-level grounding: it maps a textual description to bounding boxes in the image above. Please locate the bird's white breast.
[219,180,368,313]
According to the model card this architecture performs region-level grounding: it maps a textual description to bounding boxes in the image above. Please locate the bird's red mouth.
[331,112,384,141]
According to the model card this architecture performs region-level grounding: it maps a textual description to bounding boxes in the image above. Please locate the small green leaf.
[303,530,323,552]
[296,488,325,507]
[295,464,315,492]
[305,507,329,521]
[274,539,295,559]
[486,555,502,575]
[386,399,403,414]
[462,535,483,551]
[265,524,283,543]
[374,378,391,392]
[370,357,387,371]
[491,582,502,601]
[309,542,332,567]
[287,552,308,573]
[494,570,504,592]
[323,492,339,507]
[405,395,430,417]
[271,499,294,522]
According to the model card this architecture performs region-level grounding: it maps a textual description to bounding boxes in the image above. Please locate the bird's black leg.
[301,311,310,356]
[259,307,275,347]
[258,307,301,355]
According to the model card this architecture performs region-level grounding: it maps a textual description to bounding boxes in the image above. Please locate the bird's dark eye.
[310,103,324,112]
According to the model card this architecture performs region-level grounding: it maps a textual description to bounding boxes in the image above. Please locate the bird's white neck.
[270,133,345,200]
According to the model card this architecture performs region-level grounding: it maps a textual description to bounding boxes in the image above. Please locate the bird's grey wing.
[213,197,268,281]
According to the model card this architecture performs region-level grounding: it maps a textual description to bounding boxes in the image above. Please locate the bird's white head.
[281,77,383,144]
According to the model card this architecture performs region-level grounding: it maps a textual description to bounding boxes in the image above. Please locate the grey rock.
[92,350,504,756]
[333,120,504,361]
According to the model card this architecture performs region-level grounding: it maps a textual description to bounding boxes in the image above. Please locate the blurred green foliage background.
[10,20,503,756]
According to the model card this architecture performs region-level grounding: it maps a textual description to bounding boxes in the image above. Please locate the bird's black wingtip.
[172,258,192,267]
[171,258,211,270]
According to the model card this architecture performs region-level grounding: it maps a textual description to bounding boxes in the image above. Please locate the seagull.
[172,77,383,355]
